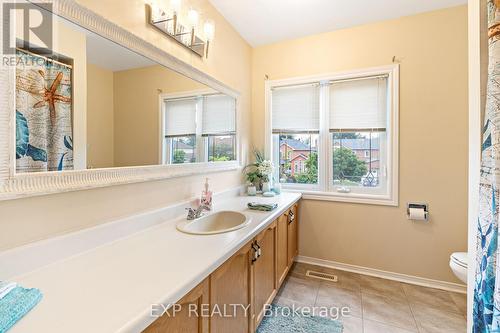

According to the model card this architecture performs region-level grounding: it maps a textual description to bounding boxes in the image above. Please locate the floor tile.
[277,275,319,307]
[402,283,461,314]
[313,304,363,333]
[315,282,362,317]
[364,319,418,333]
[411,303,466,333]
[449,292,467,316]
[359,275,406,300]
[273,294,311,309]
[361,292,418,331]
[336,315,363,333]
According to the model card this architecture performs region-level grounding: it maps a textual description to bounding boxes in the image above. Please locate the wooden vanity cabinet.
[252,221,277,327]
[287,204,299,267]
[143,278,209,333]
[276,212,289,287]
[209,242,253,333]
[142,201,300,333]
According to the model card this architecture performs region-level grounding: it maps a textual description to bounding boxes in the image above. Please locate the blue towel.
[0,282,16,300]
[247,202,278,211]
[0,286,42,333]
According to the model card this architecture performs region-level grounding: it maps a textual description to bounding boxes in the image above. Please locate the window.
[202,94,237,162]
[267,65,398,205]
[161,92,237,164]
[271,84,320,186]
[163,97,198,164]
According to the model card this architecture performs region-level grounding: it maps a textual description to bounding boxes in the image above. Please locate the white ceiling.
[208,0,467,46]
[85,33,155,72]
[59,15,155,71]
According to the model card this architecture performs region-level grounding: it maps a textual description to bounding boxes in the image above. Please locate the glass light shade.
[170,0,182,13]
[187,9,199,28]
[204,20,215,41]
[148,1,165,22]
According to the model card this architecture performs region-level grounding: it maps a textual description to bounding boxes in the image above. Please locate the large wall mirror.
[0,1,240,200]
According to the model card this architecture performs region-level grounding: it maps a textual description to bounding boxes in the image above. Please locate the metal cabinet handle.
[288,211,295,224]
[251,241,261,263]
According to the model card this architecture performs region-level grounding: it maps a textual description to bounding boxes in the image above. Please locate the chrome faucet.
[186,204,210,220]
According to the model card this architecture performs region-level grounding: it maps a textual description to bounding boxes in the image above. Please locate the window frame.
[265,65,399,206]
[159,89,239,166]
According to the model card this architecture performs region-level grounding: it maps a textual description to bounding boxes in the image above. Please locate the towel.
[0,283,16,301]
[0,286,42,333]
[247,202,278,212]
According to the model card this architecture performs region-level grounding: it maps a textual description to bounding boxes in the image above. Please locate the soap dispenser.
[201,178,213,210]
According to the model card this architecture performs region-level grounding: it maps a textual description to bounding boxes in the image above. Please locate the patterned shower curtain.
[15,50,73,173]
[474,1,500,332]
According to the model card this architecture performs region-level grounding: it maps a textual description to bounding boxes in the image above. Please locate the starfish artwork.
[15,50,74,173]
[16,68,72,126]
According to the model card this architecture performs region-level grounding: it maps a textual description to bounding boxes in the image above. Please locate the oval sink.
[176,211,251,235]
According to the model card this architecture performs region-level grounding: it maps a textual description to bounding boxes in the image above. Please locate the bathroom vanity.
[143,202,299,333]
[0,191,301,333]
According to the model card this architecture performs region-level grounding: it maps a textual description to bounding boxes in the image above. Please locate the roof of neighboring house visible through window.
[335,138,380,150]
[280,138,314,151]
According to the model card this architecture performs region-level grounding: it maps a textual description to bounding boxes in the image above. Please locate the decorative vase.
[262,182,271,193]
[247,185,257,196]
[273,182,281,195]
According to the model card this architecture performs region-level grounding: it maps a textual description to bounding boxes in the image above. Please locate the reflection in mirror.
[162,92,236,164]
[14,5,236,173]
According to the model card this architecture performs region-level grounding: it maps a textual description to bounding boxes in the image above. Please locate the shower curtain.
[15,50,73,173]
[474,1,500,331]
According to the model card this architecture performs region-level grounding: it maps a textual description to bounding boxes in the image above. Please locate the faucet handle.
[186,207,196,220]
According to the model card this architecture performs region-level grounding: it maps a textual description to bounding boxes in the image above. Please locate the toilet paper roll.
[408,207,426,220]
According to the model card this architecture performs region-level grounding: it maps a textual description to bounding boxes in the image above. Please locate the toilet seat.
[451,252,467,268]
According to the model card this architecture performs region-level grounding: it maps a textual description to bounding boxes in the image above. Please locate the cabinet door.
[276,213,289,288]
[253,221,277,327]
[209,243,253,333]
[287,204,299,266]
[143,278,209,333]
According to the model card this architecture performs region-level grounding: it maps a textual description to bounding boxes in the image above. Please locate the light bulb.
[187,9,199,28]
[203,19,215,41]
[148,0,164,22]
[170,0,181,13]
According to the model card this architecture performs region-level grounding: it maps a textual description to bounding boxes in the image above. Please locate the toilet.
[450,252,468,283]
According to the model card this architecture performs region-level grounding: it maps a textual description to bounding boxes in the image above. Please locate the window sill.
[283,189,398,206]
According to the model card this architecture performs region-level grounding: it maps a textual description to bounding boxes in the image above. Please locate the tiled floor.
[274,262,467,333]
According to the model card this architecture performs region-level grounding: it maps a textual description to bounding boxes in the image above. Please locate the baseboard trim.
[295,255,467,294]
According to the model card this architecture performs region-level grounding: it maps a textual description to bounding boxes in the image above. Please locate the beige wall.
[252,6,468,283]
[0,0,252,251]
[113,65,206,167]
[87,63,114,168]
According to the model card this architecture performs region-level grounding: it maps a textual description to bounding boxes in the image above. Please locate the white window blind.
[164,97,198,137]
[272,84,320,133]
[330,76,388,131]
[202,94,236,136]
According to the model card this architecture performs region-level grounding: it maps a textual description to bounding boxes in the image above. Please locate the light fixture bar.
[145,3,208,58]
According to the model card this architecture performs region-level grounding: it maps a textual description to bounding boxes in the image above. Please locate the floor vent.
[306,270,338,282]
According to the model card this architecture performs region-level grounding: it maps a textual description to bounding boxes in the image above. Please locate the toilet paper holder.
[407,203,429,221]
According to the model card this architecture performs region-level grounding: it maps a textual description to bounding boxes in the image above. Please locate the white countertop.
[3,191,301,333]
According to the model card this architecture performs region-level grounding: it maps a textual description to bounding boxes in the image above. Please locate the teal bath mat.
[257,305,343,333]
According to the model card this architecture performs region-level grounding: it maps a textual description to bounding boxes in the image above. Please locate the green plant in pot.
[244,149,274,193]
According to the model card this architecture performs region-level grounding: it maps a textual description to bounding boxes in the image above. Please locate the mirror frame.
[0,0,241,201]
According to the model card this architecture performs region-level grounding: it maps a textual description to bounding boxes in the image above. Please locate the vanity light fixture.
[204,19,215,58]
[145,0,215,58]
